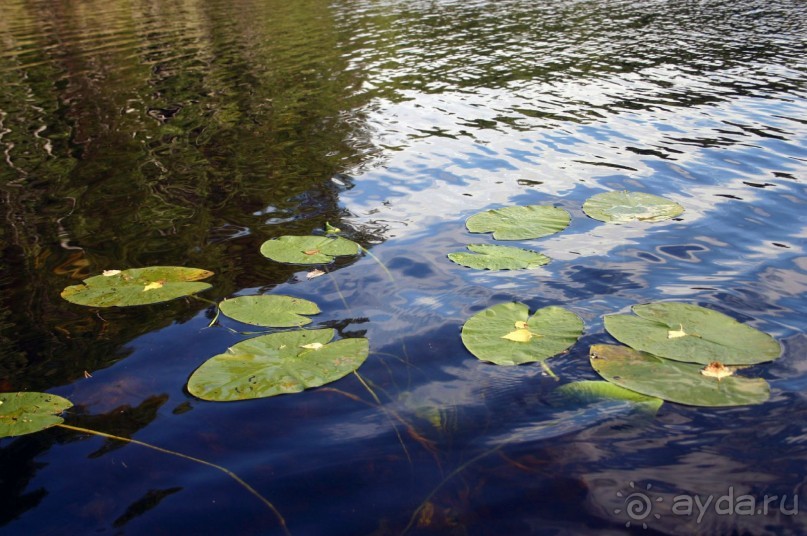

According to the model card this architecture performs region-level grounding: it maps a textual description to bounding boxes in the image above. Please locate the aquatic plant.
[604,302,781,365]
[187,328,370,401]
[259,235,359,264]
[582,190,684,223]
[447,243,550,270]
[217,295,320,327]
[464,204,570,240]
[61,266,214,307]
[460,302,583,366]
[589,344,770,407]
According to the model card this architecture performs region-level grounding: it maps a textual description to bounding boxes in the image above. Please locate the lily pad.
[259,235,359,265]
[589,344,770,407]
[447,244,550,270]
[604,302,781,365]
[0,392,74,438]
[554,380,663,413]
[218,295,320,327]
[582,190,683,223]
[61,266,214,307]
[187,329,369,401]
[465,205,570,240]
[461,302,583,366]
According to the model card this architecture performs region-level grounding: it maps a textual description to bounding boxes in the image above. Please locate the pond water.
[1,0,806,533]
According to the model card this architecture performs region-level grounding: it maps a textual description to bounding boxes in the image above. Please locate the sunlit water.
[1,0,806,534]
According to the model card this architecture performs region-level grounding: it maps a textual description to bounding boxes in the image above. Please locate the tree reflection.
[0,0,379,390]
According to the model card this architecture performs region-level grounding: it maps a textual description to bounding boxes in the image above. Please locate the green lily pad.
[582,190,683,223]
[447,244,550,270]
[555,380,661,405]
[604,302,781,365]
[61,266,214,307]
[461,302,583,366]
[259,235,359,265]
[465,205,571,240]
[589,344,770,407]
[218,295,320,327]
[553,380,663,414]
[187,329,369,401]
[0,392,73,438]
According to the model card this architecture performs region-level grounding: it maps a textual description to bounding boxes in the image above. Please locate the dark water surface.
[1,0,806,533]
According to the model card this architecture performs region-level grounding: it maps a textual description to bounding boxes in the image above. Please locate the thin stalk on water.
[540,360,559,381]
[324,266,350,310]
[353,371,412,466]
[401,443,504,535]
[56,423,290,536]
[359,245,395,283]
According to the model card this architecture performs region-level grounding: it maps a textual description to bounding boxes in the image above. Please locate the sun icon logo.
[614,481,663,529]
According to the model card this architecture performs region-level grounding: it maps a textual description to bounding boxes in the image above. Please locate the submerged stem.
[540,360,559,381]
[353,371,412,466]
[324,267,350,310]
[56,423,290,536]
[401,444,504,535]
[359,246,395,283]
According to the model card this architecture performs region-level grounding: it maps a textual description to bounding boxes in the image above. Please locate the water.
[1,0,806,533]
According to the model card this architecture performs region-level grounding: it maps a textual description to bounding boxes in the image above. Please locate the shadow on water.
[1,0,806,533]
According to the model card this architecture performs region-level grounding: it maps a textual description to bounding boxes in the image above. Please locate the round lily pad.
[187,328,370,401]
[447,244,550,270]
[218,295,320,327]
[259,235,359,265]
[61,266,214,307]
[461,302,583,366]
[582,191,683,223]
[604,302,781,365]
[0,392,74,438]
[465,205,571,240]
[589,344,770,407]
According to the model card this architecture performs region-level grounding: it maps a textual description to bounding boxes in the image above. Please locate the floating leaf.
[187,329,369,401]
[465,205,570,240]
[461,302,583,366]
[556,380,661,404]
[0,392,73,438]
[218,295,320,328]
[604,302,781,365]
[582,190,684,223]
[589,344,769,407]
[307,269,326,279]
[260,235,359,265]
[61,266,214,307]
[554,380,663,413]
[447,244,550,270]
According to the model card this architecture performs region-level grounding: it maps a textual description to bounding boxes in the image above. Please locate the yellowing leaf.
[501,328,534,342]
[668,324,687,339]
[300,342,324,350]
[102,270,122,276]
[514,321,529,329]
[307,269,325,279]
[143,281,164,291]
[701,361,734,381]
